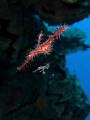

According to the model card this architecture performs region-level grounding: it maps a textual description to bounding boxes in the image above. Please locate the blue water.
[66,15,90,120]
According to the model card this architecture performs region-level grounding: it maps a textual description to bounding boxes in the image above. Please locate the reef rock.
[29,0,90,24]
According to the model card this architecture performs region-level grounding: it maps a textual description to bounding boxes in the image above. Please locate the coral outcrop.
[29,0,90,24]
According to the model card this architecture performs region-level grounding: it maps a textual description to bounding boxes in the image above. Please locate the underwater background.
[0,0,90,120]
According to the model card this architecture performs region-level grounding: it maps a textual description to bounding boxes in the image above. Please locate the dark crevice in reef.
[41,6,55,15]
[0,18,18,39]
[6,89,39,116]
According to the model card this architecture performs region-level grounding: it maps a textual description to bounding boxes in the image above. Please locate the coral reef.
[62,0,89,6]
[29,0,90,24]
[0,57,89,120]
[0,0,90,120]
